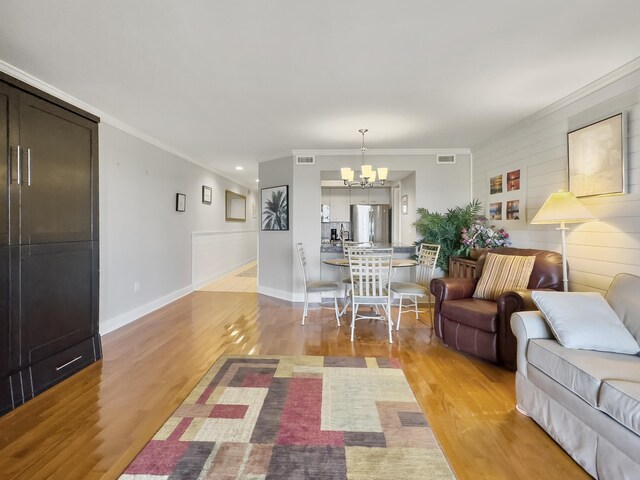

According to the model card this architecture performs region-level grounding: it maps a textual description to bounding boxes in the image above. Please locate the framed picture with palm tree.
[261,185,289,231]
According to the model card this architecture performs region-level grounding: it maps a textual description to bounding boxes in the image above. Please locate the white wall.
[399,172,417,243]
[257,156,294,300]
[472,67,640,294]
[100,124,258,333]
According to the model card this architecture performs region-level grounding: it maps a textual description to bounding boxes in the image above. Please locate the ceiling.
[1,1,639,189]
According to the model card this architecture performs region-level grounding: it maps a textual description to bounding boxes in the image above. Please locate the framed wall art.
[490,175,503,194]
[486,165,526,225]
[568,113,625,197]
[176,193,186,212]
[489,202,502,221]
[202,185,212,205]
[261,185,289,231]
[225,190,246,222]
[401,195,408,215]
[506,200,520,220]
[506,169,520,191]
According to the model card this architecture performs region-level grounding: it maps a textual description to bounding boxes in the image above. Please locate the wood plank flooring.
[198,261,258,293]
[0,277,588,479]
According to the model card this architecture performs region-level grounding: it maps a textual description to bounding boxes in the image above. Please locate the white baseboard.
[99,285,194,335]
[258,285,295,302]
[192,257,257,291]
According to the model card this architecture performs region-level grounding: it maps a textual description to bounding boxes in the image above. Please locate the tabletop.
[322,258,417,268]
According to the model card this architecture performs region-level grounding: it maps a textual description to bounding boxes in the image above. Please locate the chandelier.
[341,129,388,188]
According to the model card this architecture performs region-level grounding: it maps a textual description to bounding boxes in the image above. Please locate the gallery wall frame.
[567,112,626,198]
[486,166,525,225]
[225,190,247,222]
[176,193,186,212]
[401,195,409,215]
[202,185,212,205]
[261,185,289,231]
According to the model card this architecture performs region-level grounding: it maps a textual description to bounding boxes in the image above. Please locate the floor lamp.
[530,191,597,292]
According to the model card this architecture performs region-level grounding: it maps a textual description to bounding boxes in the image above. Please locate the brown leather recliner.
[430,247,564,370]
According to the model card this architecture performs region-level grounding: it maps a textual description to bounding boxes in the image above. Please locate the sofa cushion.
[528,339,640,408]
[441,298,497,332]
[532,291,640,355]
[474,253,535,301]
[605,273,640,346]
[599,380,640,436]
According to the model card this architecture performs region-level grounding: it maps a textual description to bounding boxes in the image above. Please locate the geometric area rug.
[120,355,455,479]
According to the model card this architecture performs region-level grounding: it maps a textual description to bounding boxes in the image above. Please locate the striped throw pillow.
[473,253,536,301]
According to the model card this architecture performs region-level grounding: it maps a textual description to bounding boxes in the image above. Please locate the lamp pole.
[558,221,569,292]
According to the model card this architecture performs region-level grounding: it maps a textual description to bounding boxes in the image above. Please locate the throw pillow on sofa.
[473,253,536,301]
[531,291,640,354]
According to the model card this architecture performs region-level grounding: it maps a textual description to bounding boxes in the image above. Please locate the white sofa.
[510,273,640,479]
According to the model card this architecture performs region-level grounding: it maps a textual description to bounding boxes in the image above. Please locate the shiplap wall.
[473,68,640,294]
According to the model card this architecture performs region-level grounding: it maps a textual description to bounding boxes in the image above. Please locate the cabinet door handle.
[16,145,21,185]
[27,147,31,186]
[55,355,82,371]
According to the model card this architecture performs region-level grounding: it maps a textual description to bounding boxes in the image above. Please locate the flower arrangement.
[461,216,511,255]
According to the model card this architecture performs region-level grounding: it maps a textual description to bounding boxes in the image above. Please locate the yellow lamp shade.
[369,170,377,182]
[341,167,352,181]
[347,169,354,182]
[361,164,372,178]
[377,167,388,181]
[531,191,597,225]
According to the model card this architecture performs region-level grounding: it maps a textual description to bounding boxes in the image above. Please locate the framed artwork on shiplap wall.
[568,113,626,198]
[486,165,526,226]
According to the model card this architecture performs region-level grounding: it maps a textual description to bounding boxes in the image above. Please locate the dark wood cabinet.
[449,256,478,279]
[0,83,11,246]
[0,247,16,379]
[17,92,97,245]
[19,242,98,365]
[0,73,101,414]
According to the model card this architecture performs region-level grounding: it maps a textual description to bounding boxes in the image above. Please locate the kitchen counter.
[320,243,417,254]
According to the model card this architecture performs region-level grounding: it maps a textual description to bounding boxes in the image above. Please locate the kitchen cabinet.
[0,73,100,415]
[330,189,351,221]
[321,188,351,222]
[322,187,391,223]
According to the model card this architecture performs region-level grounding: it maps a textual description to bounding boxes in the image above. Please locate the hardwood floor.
[0,289,588,479]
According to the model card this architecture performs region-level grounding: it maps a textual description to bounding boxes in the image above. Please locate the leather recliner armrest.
[430,277,478,301]
[430,277,478,339]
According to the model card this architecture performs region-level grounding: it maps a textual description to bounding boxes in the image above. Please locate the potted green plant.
[413,200,482,272]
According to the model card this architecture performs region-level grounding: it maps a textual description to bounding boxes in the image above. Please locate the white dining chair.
[348,248,394,343]
[390,243,440,329]
[296,243,341,326]
[339,241,373,316]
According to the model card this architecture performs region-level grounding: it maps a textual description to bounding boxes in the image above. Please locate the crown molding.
[291,148,471,156]
[0,59,258,191]
[473,56,640,150]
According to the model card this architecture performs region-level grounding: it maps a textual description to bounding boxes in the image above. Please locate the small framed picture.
[176,193,186,212]
[489,202,502,220]
[401,195,408,215]
[202,185,212,205]
[506,169,520,191]
[506,200,520,220]
[490,175,503,194]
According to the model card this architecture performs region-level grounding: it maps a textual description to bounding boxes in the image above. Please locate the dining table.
[321,258,417,268]
[321,257,418,316]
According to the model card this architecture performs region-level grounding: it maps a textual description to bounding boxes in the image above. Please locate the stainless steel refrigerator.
[350,204,391,244]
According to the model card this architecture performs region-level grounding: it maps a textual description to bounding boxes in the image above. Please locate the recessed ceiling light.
[235,166,244,170]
